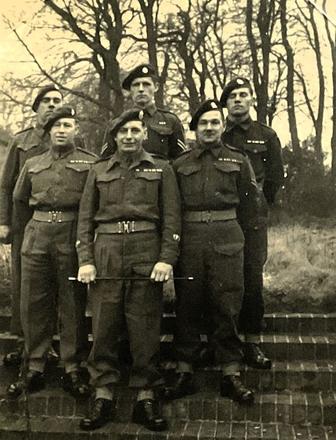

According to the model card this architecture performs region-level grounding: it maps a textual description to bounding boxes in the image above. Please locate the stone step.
[1,332,336,362]
[1,416,335,440]
[160,334,336,362]
[2,360,336,393]
[1,387,336,426]
[1,312,336,335]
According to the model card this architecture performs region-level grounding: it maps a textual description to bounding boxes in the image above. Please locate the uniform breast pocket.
[146,123,174,156]
[245,143,267,176]
[214,162,240,192]
[176,164,202,196]
[30,165,53,195]
[96,171,122,204]
[65,163,90,193]
[134,172,161,203]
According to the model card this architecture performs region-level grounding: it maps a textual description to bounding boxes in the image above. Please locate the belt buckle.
[50,211,58,222]
[202,211,212,223]
[123,220,135,233]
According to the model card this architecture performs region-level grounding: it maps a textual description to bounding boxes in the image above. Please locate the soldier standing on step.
[6,106,95,399]
[76,109,181,431]
[164,100,260,404]
[101,63,187,160]
[0,85,63,367]
[220,78,284,370]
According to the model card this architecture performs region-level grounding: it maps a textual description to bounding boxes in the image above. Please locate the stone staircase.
[0,312,336,439]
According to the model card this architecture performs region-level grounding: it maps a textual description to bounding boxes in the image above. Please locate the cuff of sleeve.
[159,251,179,267]
[77,246,95,267]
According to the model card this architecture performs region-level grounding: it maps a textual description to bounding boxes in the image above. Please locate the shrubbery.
[281,139,336,218]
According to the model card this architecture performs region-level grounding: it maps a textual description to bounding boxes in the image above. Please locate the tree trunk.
[279,0,300,157]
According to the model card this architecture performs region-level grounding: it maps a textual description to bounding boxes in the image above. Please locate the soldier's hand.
[0,225,11,243]
[77,264,97,284]
[150,262,173,282]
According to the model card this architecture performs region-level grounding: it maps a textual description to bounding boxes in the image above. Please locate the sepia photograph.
[0,0,336,438]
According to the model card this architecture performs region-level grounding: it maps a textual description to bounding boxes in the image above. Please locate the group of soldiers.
[0,64,284,432]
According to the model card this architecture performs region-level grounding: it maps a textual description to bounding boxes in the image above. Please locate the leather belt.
[97,221,156,234]
[183,209,236,223]
[33,210,77,223]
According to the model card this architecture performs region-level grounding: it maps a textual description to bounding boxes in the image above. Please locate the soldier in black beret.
[76,109,181,431]
[101,63,187,160]
[6,106,96,399]
[0,84,63,367]
[164,99,259,404]
[220,78,284,369]
[32,84,63,112]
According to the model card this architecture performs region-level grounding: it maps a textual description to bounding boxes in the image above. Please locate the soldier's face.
[50,118,77,147]
[115,120,147,154]
[129,77,158,107]
[226,87,253,118]
[196,110,224,145]
[36,91,63,125]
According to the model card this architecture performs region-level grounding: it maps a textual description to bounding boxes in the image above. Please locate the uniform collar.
[50,144,75,159]
[226,116,252,132]
[194,142,222,158]
[134,102,157,116]
[107,148,155,170]
[23,125,47,147]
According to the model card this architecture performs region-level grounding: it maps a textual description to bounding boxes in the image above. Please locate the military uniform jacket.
[13,146,96,215]
[172,142,260,231]
[102,103,187,160]
[76,149,181,267]
[222,117,284,204]
[0,126,49,226]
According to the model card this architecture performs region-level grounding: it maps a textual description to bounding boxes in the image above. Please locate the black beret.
[219,77,253,107]
[109,109,145,137]
[32,84,63,112]
[122,64,157,90]
[43,106,76,132]
[189,99,222,131]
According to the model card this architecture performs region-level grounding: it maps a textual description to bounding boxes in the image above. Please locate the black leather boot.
[220,375,254,404]
[7,370,45,399]
[244,342,272,369]
[62,370,90,398]
[80,398,113,430]
[162,372,196,400]
[3,348,23,367]
[133,398,167,431]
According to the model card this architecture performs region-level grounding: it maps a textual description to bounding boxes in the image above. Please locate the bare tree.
[294,0,325,163]
[322,0,336,181]
[246,0,281,124]
[279,0,300,156]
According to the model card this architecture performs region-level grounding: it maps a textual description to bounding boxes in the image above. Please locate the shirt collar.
[134,102,157,116]
[194,142,222,158]
[106,148,155,171]
[225,116,252,132]
[50,144,75,159]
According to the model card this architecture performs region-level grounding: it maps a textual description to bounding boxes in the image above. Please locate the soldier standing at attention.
[101,64,187,159]
[7,107,95,398]
[77,109,181,431]
[164,100,259,404]
[0,85,63,367]
[220,78,284,369]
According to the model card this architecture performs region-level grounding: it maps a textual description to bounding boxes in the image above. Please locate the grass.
[264,222,336,313]
[0,222,336,313]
